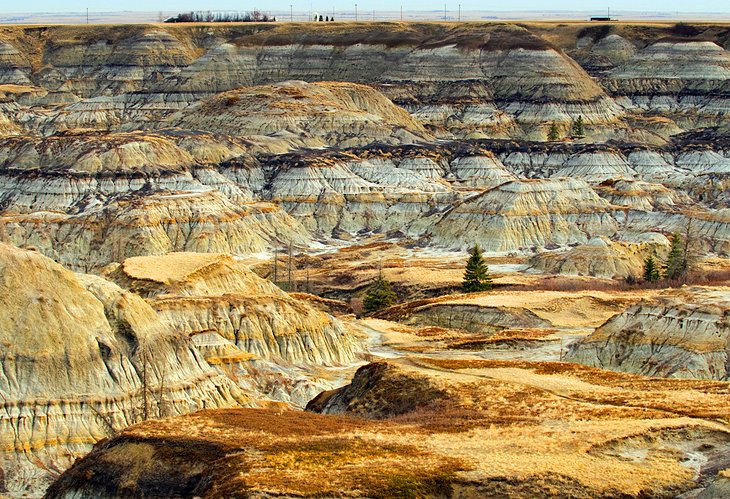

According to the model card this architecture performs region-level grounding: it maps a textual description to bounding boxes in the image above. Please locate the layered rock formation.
[603,41,730,128]
[0,130,311,270]
[1,21,729,497]
[530,235,670,278]
[0,23,727,264]
[111,252,360,366]
[2,190,308,272]
[167,81,433,147]
[0,243,246,494]
[566,287,730,379]
[430,178,618,251]
[108,252,363,405]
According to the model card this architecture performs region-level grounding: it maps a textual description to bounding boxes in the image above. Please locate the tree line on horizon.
[164,11,276,23]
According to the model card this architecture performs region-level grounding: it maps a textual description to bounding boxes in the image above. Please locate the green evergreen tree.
[664,233,685,280]
[547,122,560,141]
[462,245,493,293]
[572,115,585,137]
[643,255,661,283]
[363,276,397,314]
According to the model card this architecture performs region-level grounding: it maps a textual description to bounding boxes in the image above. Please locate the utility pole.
[287,241,293,291]
[86,8,89,24]
[444,3,447,20]
[400,5,403,21]
[355,3,357,21]
[372,9,375,21]
[290,4,293,21]
[273,247,278,285]
[458,4,461,22]
[141,350,149,421]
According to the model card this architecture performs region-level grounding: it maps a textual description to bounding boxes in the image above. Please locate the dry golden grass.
[378,287,647,330]
[122,252,228,284]
[445,328,558,349]
[51,353,730,497]
[411,357,730,423]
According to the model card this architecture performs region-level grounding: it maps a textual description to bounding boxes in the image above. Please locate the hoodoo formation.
[0,19,729,497]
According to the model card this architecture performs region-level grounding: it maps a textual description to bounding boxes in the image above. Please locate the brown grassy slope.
[48,357,730,498]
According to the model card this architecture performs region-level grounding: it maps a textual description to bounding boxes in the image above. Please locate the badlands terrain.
[0,20,729,497]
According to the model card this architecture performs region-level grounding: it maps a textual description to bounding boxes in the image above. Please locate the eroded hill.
[1,20,729,497]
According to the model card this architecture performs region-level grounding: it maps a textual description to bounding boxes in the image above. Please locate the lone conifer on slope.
[462,245,492,293]
[547,122,560,141]
[664,233,685,280]
[572,115,585,137]
[643,255,661,283]
[363,270,397,314]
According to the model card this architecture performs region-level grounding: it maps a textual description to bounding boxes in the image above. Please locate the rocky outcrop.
[0,23,632,140]
[395,302,551,334]
[603,41,730,128]
[112,252,360,366]
[0,243,246,495]
[259,151,460,237]
[594,178,688,211]
[530,235,670,278]
[109,252,364,406]
[0,25,728,264]
[306,361,450,417]
[430,178,618,251]
[167,81,433,147]
[1,190,308,271]
[574,33,637,74]
[566,287,730,379]
[34,28,196,98]
[0,41,31,85]
[0,130,256,213]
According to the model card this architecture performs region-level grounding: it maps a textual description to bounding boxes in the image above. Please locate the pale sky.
[3,0,728,13]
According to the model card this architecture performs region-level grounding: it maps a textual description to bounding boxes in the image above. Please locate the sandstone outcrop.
[167,81,433,147]
[430,178,618,251]
[2,190,308,271]
[0,243,246,495]
[109,252,364,406]
[566,287,730,379]
[604,41,730,128]
[530,235,670,279]
[112,252,360,365]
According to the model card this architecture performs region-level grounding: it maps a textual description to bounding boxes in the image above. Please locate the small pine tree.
[572,115,585,137]
[643,255,661,283]
[664,233,685,280]
[325,15,329,21]
[363,276,397,314]
[319,14,324,21]
[330,16,335,21]
[462,245,493,293]
[547,122,560,141]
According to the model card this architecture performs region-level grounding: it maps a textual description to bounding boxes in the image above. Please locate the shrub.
[363,276,397,314]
